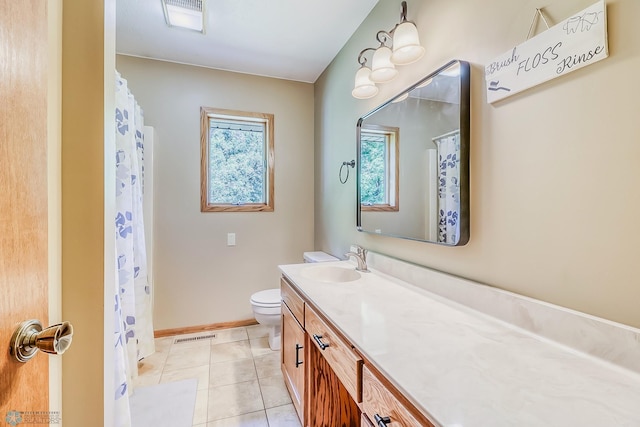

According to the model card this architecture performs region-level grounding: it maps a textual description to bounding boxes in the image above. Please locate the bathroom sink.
[300,266,361,283]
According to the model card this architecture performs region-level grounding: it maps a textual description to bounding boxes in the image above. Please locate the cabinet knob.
[295,343,303,367]
[10,319,74,363]
[374,414,391,427]
[312,334,330,350]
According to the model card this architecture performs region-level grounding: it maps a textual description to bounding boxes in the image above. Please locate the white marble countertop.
[279,261,640,427]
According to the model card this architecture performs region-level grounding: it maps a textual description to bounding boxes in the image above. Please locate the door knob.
[9,320,74,363]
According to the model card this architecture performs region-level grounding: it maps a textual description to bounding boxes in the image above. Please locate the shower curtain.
[114,71,155,427]
[434,130,461,244]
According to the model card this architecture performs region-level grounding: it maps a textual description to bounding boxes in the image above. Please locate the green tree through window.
[359,126,398,212]
[200,108,274,212]
[360,133,387,205]
[209,123,265,204]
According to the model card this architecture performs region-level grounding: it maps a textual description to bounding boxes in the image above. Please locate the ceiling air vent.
[161,0,205,33]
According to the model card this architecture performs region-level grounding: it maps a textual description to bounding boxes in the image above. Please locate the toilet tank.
[303,251,339,263]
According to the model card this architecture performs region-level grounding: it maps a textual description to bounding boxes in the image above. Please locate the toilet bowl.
[250,288,282,350]
[250,251,339,351]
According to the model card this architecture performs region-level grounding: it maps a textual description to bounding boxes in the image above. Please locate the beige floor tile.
[208,380,264,421]
[210,340,253,364]
[154,336,174,353]
[132,372,161,388]
[206,411,268,427]
[209,358,257,388]
[246,324,270,340]
[161,364,210,391]
[265,404,301,427]
[134,326,297,427]
[254,352,282,379]
[193,388,209,425]
[210,327,248,345]
[249,337,275,358]
[137,350,169,377]
[164,345,211,371]
[258,375,292,409]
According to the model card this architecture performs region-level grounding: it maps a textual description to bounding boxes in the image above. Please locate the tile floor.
[134,324,302,427]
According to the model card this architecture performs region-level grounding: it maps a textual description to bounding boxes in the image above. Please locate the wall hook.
[526,7,552,40]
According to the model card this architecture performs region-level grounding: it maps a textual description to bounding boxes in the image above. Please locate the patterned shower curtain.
[435,131,461,244]
[114,71,155,427]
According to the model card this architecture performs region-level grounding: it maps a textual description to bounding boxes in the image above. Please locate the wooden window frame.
[360,125,399,212]
[200,107,275,212]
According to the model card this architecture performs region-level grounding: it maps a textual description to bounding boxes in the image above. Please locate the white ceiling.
[116,0,380,83]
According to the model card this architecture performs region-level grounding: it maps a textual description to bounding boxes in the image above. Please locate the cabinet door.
[305,304,362,403]
[307,341,361,427]
[282,303,306,423]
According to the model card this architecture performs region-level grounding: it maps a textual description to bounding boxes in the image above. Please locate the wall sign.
[485,0,608,103]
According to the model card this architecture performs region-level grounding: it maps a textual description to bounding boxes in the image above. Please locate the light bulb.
[370,46,398,83]
[352,66,378,99]
[391,22,425,65]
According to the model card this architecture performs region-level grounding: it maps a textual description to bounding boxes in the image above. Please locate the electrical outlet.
[227,233,236,246]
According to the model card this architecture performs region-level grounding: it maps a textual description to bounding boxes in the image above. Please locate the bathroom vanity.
[281,276,425,426]
[279,253,640,427]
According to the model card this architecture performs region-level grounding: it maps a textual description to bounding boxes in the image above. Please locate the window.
[359,125,399,212]
[200,107,274,212]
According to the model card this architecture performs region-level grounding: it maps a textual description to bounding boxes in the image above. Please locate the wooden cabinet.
[362,365,435,427]
[281,279,306,423]
[305,304,362,427]
[361,413,375,427]
[282,277,304,326]
[305,304,362,403]
[282,303,305,422]
[281,276,434,427]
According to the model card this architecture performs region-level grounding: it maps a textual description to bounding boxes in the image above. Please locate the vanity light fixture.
[352,63,379,99]
[391,92,409,103]
[416,77,433,88]
[352,1,424,99]
[390,4,425,65]
[161,0,205,33]
[370,32,399,83]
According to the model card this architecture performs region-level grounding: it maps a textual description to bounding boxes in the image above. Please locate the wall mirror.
[356,59,470,245]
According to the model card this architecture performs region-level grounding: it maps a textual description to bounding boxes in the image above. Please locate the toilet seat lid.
[250,288,281,306]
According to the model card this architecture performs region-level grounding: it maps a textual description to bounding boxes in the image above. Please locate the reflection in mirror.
[360,125,399,212]
[357,60,470,245]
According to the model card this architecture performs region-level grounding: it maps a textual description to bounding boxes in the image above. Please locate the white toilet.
[250,251,339,350]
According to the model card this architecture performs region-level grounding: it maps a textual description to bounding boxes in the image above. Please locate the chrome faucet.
[345,245,369,272]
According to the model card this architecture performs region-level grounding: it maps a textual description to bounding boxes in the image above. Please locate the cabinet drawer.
[281,278,304,326]
[305,304,362,402]
[362,365,434,427]
[361,414,375,427]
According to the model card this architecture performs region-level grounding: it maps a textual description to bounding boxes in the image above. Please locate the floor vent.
[174,334,216,344]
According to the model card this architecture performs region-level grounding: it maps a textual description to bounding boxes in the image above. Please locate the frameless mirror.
[357,59,470,245]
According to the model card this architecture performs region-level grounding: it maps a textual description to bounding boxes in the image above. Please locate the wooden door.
[0,0,51,420]
[282,304,306,423]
